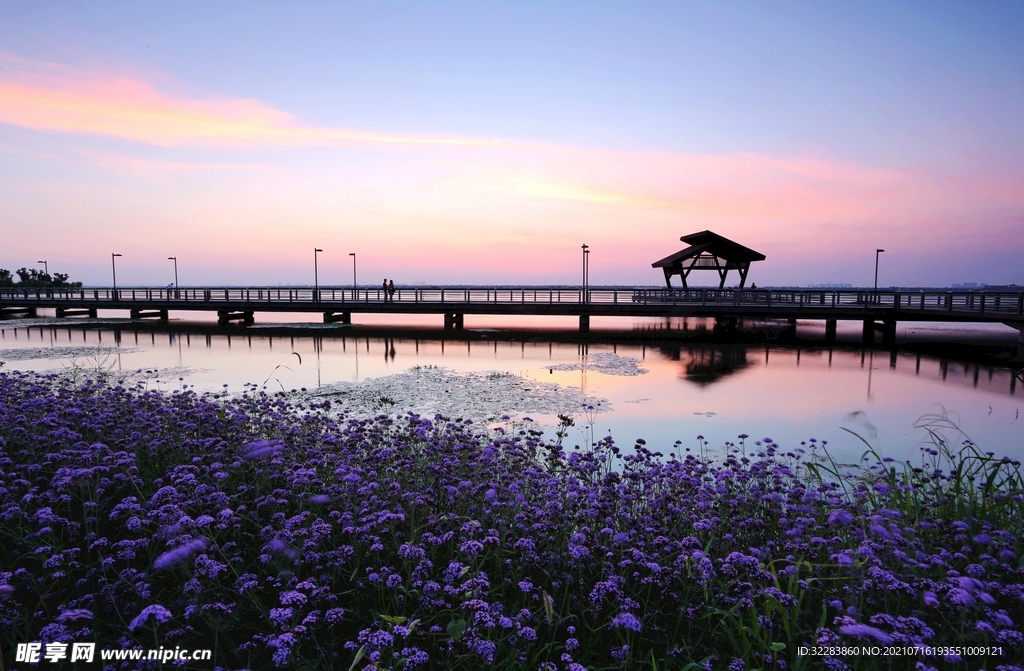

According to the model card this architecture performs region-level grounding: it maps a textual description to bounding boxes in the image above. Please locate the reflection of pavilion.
[657,344,751,386]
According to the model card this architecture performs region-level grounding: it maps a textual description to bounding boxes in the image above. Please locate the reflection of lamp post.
[111,253,122,299]
[37,260,48,276]
[167,257,178,289]
[349,253,357,291]
[874,248,885,291]
[314,248,323,300]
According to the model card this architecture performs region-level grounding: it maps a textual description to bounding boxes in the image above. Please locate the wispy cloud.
[0,53,492,149]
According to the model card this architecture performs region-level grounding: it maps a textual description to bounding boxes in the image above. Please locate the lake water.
[1,311,1021,467]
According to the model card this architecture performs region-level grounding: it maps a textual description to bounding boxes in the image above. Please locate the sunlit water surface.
[1,312,1021,467]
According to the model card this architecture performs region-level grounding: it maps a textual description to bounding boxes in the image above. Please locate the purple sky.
[2,1,1022,287]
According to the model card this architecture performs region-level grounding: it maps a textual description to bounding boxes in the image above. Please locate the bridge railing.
[2,287,1022,317]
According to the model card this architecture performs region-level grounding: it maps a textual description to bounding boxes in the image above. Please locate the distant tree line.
[0,267,82,288]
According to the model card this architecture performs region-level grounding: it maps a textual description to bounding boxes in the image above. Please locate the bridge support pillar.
[217,310,254,326]
[786,318,797,339]
[862,320,874,344]
[579,315,590,332]
[0,306,36,318]
[56,307,97,318]
[324,311,351,324]
[825,319,837,343]
[862,319,896,346]
[444,313,464,330]
[881,319,897,347]
[714,316,736,333]
[130,309,168,321]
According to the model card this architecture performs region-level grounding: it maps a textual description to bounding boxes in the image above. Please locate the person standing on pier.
[388,279,395,302]
[382,279,389,302]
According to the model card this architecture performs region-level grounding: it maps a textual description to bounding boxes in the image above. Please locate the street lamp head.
[112,253,122,257]
[37,260,46,264]
[349,252,355,256]
[315,248,323,253]
[877,248,885,253]
[168,256,176,260]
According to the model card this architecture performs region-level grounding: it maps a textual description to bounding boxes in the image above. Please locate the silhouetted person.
[382,279,389,303]
[388,280,395,302]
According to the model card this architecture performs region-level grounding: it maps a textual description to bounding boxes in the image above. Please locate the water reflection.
[657,344,752,386]
[0,320,1021,463]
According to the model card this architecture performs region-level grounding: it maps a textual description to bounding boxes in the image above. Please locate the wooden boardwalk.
[1,286,1022,346]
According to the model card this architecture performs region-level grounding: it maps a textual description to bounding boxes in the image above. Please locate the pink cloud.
[0,53,491,149]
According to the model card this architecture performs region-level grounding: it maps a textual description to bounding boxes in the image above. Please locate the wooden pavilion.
[652,231,766,289]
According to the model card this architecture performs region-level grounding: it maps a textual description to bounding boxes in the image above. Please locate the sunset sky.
[2,1,1022,288]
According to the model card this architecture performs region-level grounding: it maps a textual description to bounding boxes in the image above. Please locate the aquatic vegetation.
[546,352,649,377]
[306,365,609,425]
[0,369,1022,670]
[0,346,140,363]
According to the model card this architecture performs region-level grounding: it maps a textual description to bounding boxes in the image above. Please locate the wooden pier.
[1,286,1022,352]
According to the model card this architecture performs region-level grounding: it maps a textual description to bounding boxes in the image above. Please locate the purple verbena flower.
[128,605,173,631]
[153,538,208,570]
[839,623,893,644]
[612,612,642,632]
[56,608,93,623]
[828,509,853,525]
[240,438,285,459]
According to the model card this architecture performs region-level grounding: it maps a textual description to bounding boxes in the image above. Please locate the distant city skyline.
[2,2,1022,288]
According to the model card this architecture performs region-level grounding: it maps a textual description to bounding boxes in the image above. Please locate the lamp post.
[585,247,590,291]
[314,248,323,300]
[581,244,589,301]
[111,253,122,299]
[349,253,357,293]
[874,248,885,291]
[37,260,48,276]
[167,257,178,291]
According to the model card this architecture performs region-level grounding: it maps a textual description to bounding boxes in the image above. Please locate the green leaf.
[447,618,468,641]
[347,645,366,671]
[770,642,786,652]
[380,615,407,625]
[542,589,554,626]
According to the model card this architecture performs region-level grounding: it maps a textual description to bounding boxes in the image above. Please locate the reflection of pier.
[930,357,1024,397]
[646,339,1021,397]
[1,321,1020,397]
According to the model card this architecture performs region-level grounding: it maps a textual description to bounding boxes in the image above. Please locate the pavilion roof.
[652,230,766,268]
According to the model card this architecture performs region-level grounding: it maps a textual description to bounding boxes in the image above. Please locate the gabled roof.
[652,230,766,268]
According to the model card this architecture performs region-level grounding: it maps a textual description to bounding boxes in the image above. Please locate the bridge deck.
[2,286,1022,324]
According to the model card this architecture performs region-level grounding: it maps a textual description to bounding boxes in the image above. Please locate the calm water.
[1,312,1021,467]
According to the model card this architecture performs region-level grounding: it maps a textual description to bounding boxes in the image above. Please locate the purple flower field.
[0,369,1022,670]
